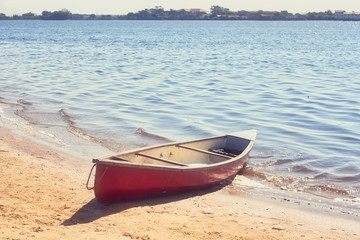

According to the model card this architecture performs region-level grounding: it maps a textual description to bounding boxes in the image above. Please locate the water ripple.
[1,20,360,204]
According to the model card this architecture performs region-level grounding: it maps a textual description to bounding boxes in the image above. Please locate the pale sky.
[1,0,359,16]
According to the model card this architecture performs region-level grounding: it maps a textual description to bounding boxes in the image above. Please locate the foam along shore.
[0,127,359,240]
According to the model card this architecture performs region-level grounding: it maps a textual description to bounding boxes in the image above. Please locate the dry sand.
[0,127,359,240]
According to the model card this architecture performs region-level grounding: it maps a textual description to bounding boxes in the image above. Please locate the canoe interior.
[90,131,256,203]
[103,135,251,167]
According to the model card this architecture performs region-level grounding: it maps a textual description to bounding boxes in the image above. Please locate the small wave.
[38,129,64,146]
[59,109,74,125]
[334,197,360,206]
[0,99,20,107]
[59,109,125,152]
[233,175,268,189]
[335,174,360,183]
[242,165,358,201]
[242,166,268,180]
[17,99,32,105]
[59,109,101,143]
[304,184,350,197]
[136,127,171,142]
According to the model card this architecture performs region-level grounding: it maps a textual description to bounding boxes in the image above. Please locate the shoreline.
[0,126,359,239]
[1,100,359,215]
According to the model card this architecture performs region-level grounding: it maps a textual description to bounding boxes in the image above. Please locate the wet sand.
[0,127,359,240]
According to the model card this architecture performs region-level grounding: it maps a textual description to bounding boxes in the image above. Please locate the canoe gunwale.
[95,130,256,161]
[93,136,256,172]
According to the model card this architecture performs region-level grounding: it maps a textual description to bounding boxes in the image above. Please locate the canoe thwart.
[135,153,188,167]
[210,148,242,158]
[177,145,233,159]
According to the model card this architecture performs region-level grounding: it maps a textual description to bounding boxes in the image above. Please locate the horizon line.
[0,7,353,17]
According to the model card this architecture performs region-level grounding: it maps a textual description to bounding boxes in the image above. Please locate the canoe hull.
[90,130,257,204]
[94,157,247,204]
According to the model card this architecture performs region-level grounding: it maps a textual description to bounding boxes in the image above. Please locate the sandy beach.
[0,127,359,240]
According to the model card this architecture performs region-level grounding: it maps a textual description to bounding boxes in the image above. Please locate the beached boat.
[87,130,257,204]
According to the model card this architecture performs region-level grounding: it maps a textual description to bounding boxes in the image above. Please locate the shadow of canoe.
[62,183,228,226]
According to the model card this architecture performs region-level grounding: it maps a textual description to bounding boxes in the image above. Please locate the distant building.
[22,12,36,19]
[260,14,272,20]
[334,10,360,20]
[182,9,207,14]
[177,8,207,19]
[96,15,119,20]
[72,14,92,20]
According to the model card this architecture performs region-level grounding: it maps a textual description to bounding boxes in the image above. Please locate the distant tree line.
[40,9,72,20]
[0,9,73,20]
[207,6,334,20]
[121,6,335,20]
[122,6,208,20]
[0,6,339,21]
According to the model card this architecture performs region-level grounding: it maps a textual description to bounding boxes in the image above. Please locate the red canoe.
[87,130,257,204]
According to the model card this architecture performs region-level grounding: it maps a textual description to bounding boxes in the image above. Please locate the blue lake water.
[1,20,360,211]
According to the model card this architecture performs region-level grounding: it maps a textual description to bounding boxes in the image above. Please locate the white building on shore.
[334,10,360,20]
